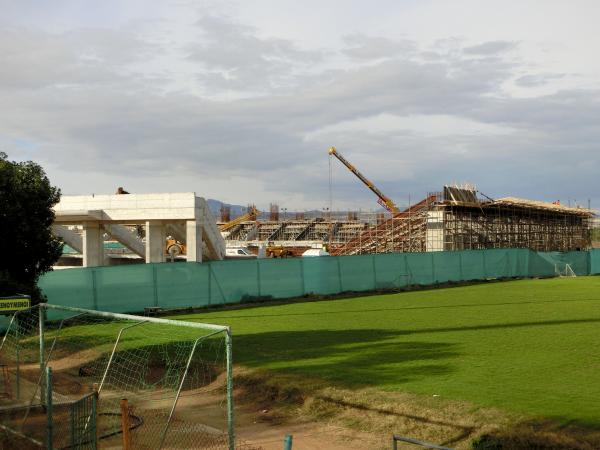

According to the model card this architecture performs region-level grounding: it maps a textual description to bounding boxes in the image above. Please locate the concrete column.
[186,220,203,262]
[145,221,166,263]
[82,222,104,267]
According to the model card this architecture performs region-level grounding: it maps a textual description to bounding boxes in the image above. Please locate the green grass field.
[173,277,600,426]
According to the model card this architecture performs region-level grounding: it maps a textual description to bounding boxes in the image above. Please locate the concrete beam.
[82,222,104,267]
[197,198,225,260]
[55,193,197,223]
[103,224,146,258]
[145,221,165,263]
[52,225,83,253]
[166,223,186,242]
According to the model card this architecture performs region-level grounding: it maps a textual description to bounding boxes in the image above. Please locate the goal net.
[0,303,234,450]
[554,263,577,278]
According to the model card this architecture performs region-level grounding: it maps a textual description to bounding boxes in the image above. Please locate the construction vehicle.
[328,147,399,214]
[265,245,294,258]
[165,205,258,257]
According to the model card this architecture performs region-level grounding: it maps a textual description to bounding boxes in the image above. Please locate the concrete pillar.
[145,221,166,263]
[82,222,104,267]
[186,220,202,262]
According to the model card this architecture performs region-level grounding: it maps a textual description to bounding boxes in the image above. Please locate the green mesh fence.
[38,249,600,315]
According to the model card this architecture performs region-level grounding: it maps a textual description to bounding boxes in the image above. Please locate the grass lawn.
[173,277,600,426]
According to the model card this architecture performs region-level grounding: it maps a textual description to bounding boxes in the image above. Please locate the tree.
[0,152,63,303]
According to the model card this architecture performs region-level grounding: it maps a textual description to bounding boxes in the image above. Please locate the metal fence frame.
[0,303,235,450]
[392,435,453,450]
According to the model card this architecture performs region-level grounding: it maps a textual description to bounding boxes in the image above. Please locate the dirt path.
[233,403,385,450]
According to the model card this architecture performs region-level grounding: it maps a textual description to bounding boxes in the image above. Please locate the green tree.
[0,152,62,303]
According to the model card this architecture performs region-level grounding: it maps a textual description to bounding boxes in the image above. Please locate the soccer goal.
[0,303,234,450]
[554,263,577,278]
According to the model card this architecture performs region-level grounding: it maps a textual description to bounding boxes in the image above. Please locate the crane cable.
[329,151,334,215]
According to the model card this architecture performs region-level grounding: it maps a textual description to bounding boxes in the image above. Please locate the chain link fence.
[0,303,234,449]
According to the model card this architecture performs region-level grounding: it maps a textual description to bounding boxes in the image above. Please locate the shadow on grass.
[233,329,459,388]
[190,296,600,321]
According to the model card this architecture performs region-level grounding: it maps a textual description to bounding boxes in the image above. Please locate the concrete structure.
[53,193,225,267]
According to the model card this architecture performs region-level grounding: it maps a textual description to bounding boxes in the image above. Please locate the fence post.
[284,434,293,450]
[226,329,235,450]
[93,383,99,448]
[120,398,131,450]
[16,329,20,400]
[70,400,75,449]
[92,389,98,450]
[46,367,53,450]
[39,305,46,404]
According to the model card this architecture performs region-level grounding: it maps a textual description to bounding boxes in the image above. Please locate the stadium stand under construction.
[222,186,593,256]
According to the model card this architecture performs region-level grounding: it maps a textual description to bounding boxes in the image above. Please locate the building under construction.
[221,186,593,256]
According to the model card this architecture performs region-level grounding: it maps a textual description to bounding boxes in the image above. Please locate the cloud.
[463,40,517,55]
[0,26,155,89]
[0,10,598,210]
[514,73,566,87]
[342,33,415,60]
[187,15,324,93]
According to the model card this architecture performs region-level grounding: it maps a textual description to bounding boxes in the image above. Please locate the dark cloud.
[514,73,566,87]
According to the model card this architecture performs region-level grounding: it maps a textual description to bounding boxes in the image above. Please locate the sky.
[1,0,599,211]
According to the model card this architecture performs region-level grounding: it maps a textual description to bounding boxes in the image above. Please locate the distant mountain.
[206,199,251,218]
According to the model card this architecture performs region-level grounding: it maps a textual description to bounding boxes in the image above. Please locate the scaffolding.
[218,188,594,256]
[328,190,593,256]
[442,200,592,252]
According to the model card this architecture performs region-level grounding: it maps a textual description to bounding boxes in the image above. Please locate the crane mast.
[328,147,400,214]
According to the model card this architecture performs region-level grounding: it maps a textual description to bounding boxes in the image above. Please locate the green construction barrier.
[590,249,600,274]
[37,249,596,315]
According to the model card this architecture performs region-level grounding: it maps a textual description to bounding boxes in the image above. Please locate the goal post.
[0,303,235,450]
[554,263,577,278]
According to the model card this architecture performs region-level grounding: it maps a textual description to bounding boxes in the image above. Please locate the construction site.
[52,147,595,267]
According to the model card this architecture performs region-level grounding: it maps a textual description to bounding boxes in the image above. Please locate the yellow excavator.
[166,205,258,256]
[328,147,399,214]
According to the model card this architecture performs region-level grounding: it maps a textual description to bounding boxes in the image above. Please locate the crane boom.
[220,205,258,232]
[328,146,399,214]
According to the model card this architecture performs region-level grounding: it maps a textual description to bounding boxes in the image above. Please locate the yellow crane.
[219,205,258,232]
[328,147,399,214]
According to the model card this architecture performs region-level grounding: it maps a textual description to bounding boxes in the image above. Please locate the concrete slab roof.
[54,192,205,223]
